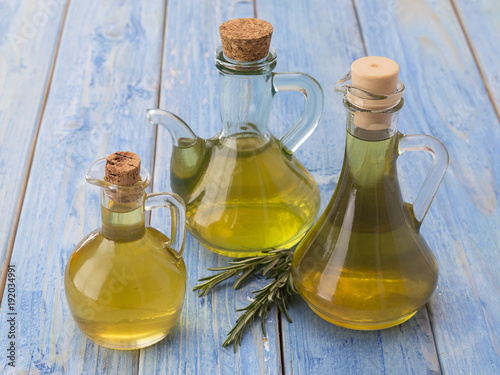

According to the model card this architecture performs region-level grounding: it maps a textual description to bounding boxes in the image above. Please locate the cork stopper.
[219,18,273,62]
[347,56,402,131]
[103,152,142,203]
[351,56,399,95]
[105,152,141,186]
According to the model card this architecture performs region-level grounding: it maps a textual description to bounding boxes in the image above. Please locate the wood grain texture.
[257,0,441,374]
[0,0,165,373]
[354,0,500,373]
[0,0,497,373]
[140,0,283,374]
[452,0,500,117]
[0,0,67,292]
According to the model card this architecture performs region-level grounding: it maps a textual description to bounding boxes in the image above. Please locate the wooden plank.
[354,0,500,373]
[257,0,442,374]
[258,1,446,374]
[140,0,283,374]
[0,0,166,373]
[0,0,67,292]
[451,0,500,118]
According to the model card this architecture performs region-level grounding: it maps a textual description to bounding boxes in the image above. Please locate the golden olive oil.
[172,134,321,257]
[292,133,438,330]
[65,204,186,349]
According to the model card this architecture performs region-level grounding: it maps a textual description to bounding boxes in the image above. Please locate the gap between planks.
[351,0,368,56]
[248,2,290,373]
[277,306,286,375]
[137,0,169,371]
[423,303,444,374]
[449,0,500,123]
[147,0,170,218]
[253,0,258,19]
[0,0,72,306]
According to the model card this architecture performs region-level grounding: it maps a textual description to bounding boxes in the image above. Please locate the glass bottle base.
[204,246,266,258]
[201,236,302,258]
[82,330,170,350]
[307,303,417,330]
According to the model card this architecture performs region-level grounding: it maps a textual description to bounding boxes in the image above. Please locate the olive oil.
[292,133,439,329]
[65,153,187,349]
[65,212,186,349]
[172,134,321,257]
[148,18,323,257]
[292,56,448,330]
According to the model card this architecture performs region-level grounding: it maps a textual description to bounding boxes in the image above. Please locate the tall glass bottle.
[292,57,449,330]
[65,152,187,349]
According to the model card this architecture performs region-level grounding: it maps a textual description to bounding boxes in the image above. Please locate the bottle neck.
[344,97,403,141]
[337,117,414,231]
[343,131,400,183]
[342,99,404,184]
[218,70,273,138]
[216,46,277,139]
[100,190,145,241]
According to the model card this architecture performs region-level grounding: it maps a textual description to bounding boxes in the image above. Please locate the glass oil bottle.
[292,57,449,330]
[147,18,323,257]
[65,152,187,349]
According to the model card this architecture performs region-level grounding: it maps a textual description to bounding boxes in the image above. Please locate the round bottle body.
[172,135,321,257]
[65,227,186,349]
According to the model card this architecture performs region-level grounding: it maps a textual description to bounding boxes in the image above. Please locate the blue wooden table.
[0,0,499,373]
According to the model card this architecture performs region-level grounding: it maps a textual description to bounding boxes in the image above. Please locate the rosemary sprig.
[193,248,297,350]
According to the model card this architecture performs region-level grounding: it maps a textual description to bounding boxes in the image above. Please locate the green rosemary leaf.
[234,266,263,289]
[194,248,297,350]
[282,304,293,323]
[262,256,281,276]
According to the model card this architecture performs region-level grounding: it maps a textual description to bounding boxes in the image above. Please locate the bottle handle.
[272,72,324,154]
[144,192,186,259]
[398,134,449,224]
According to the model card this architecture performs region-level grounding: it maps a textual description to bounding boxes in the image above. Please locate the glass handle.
[272,72,324,154]
[398,134,449,224]
[145,192,186,259]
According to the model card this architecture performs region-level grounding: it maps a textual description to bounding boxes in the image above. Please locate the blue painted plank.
[257,0,442,374]
[354,0,500,373]
[140,0,283,374]
[0,0,166,373]
[0,0,67,288]
[452,0,500,115]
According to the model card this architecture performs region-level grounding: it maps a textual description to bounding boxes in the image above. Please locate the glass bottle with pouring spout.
[292,57,449,330]
[148,19,322,257]
[64,152,187,349]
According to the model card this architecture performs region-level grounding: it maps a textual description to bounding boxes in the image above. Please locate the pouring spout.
[147,109,198,147]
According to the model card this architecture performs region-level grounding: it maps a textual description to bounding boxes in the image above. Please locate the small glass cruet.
[65,152,187,349]
[147,19,323,257]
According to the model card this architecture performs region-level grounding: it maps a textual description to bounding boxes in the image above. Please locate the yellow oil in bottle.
[172,134,321,257]
[292,133,438,330]
[65,203,186,349]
